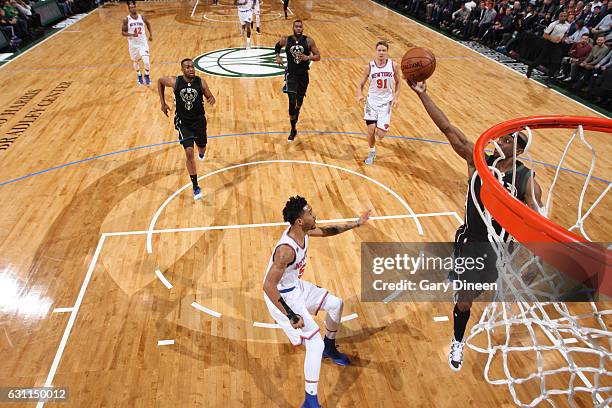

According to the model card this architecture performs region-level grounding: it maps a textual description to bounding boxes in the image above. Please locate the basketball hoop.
[466,116,612,407]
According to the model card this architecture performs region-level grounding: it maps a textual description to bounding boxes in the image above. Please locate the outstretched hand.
[357,209,372,226]
[408,80,427,95]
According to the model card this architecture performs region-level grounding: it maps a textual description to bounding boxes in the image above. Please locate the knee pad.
[304,332,324,355]
[322,294,343,323]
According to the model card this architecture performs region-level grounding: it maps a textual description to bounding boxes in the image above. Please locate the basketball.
[401,47,436,82]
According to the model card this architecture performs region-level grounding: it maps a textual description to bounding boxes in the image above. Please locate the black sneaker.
[288,129,297,142]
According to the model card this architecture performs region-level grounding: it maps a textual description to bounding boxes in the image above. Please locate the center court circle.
[193,47,288,78]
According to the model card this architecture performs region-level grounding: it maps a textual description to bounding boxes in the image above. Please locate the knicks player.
[121,1,153,86]
[356,41,401,165]
[408,80,542,371]
[263,196,370,408]
[252,0,261,34]
[235,0,254,49]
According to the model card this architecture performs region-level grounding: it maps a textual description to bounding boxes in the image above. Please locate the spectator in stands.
[554,0,568,18]
[475,0,497,39]
[451,2,472,34]
[463,0,486,38]
[566,18,590,41]
[559,32,592,77]
[586,5,605,31]
[538,0,556,17]
[591,10,611,36]
[526,11,571,80]
[2,0,27,38]
[484,6,515,45]
[565,34,609,83]
[585,42,612,103]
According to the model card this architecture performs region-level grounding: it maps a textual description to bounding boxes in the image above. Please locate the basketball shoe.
[448,338,465,371]
[365,150,376,165]
[301,393,322,408]
[193,186,202,201]
[323,337,350,366]
[144,74,151,86]
[137,74,144,85]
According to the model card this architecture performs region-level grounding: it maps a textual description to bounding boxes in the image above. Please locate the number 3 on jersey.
[376,79,388,89]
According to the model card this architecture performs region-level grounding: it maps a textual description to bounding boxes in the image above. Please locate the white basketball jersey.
[367,58,394,106]
[237,0,253,11]
[264,228,309,290]
[127,14,147,47]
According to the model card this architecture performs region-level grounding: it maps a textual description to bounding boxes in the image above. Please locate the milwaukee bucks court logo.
[193,47,288,78]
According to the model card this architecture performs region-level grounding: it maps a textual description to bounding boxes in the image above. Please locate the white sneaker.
[198,151,206,161]
[448,338,465,371]
[365,151,376,165]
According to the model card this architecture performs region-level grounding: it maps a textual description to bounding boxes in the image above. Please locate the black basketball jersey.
[174,75,205,123]
[459,155,534,242]
[286,35,311,75]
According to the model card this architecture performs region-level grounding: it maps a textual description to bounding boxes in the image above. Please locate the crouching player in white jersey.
[122,1,153,86]
[263,196,371,408]
[356,41,401,165]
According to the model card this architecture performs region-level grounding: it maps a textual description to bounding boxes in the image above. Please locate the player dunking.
[263,196,370,408]
[235,0,254,49]
[121,1,152,86]
[275,20,321,142]
[408,81,542,371]
[356,41,401,165]
[157,59,216,201]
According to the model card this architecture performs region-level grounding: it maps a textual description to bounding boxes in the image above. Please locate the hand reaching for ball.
[408,80,427,95]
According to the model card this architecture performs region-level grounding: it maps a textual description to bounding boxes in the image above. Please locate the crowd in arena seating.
[1,0,93,52]
[381,0,612,108]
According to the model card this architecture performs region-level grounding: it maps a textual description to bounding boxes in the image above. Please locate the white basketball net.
[465,124,612,407]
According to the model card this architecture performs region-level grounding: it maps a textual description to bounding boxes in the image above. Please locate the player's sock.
[453,304,471,342]
[246,37,251,49]
[190,174,199,189]
[250,21,253,29]
[305,382,318,396]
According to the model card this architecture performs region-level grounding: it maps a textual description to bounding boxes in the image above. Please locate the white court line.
[191,301,222,318]
[370,1,608,118]
[157,339,175,346]
[52,307,74,313]
[0,8,97,71]
[433,316,449,322]
[253,322,281,328]
[145,160,425,254]
[190,0,199,17]
[37,234,107,408]
[341,313,359,323]
[155,269,173,289]
[106,211,459,237]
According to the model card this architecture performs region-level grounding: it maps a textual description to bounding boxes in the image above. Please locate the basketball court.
[0,0,609,407]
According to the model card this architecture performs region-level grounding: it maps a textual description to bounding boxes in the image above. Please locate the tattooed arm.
[308,210,371,237]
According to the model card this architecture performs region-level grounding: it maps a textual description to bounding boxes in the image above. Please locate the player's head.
[181,58,195,78]
[127,0,137,14]
[283,196,316,230]
[375,40,389,60]
[293,19,304,37]
[493,132,528,158]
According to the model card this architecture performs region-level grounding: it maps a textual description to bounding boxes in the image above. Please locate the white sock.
[246,38,251,48]
[370,147,376,153]
[305,382,318,396]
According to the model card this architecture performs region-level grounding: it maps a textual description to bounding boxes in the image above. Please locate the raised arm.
[143,15,152,41]
[355,63,370,105]
[262,245,304,329]
[308,210,371,237]
[408,81,475,168]
[157,76,176,117]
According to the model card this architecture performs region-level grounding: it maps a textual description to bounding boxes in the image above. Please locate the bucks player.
[121,1,153,86]
[157,59,216,201]
[408,80,542,372]
[274,20,321,142]
[356,41,401,165]
[235,0,254,49]
[263,196,371,408]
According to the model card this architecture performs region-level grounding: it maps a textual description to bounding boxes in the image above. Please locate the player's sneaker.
[287,129,297,143]
[193,186,202,201]
[301,393,322,408]
[256,27,261,34]
[137,74,144,85]
[364,151,376,165]
[144,74,151,86]
[448,338,465,371]
[323,343,350,366]
[198,151,206,161]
